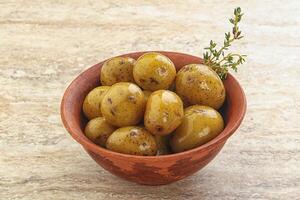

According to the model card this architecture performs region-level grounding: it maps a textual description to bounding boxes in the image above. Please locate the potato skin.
[175,64,225,109]
[144,90,184,136]
[82,86,110,119]
[101,82,145,127]
[133,52,176,91]
[84,117,116,147]
[170,105,224,153]
[100,57,136,86]
[106,126,157,156]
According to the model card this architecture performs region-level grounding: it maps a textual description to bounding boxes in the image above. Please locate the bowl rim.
[61,51,247,159]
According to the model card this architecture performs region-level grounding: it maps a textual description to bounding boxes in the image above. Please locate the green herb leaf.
[203,7,246,80]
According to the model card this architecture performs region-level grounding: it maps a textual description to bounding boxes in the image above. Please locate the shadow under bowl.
[61,51,247,185]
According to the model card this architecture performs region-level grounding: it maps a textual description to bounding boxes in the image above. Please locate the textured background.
[1,0,300,199]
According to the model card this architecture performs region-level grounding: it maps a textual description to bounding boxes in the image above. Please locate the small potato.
[170,105,224,153]
[83,86,110,119]
[154,135,171,155]
[100,57,136,86]
[175,64,225,109]
[101,82,145,127]
[142,90,152,102]
[106,126,157,156]
[144,90,184,136]
[133,52,176,91]
[84,117,117,147]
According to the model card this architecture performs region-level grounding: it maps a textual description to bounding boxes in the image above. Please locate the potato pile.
[83,52,225,156]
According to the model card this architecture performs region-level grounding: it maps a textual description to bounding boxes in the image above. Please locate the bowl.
[60,51,246,185]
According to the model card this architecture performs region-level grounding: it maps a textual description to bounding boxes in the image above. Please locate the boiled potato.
[106,126,157,156]
[154,135,171,155]
[170,105,224,153]
[101,82,145,127]
[84,117,116,147]
[144,90,184,135]
[100,57,135,86]
[133,52,176,91]
[83,86,110,119]
[175,64,225,109]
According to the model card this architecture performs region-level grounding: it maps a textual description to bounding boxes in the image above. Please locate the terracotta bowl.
[61,51,246,185]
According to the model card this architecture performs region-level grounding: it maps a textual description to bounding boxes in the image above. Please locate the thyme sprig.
[203,7,246,80]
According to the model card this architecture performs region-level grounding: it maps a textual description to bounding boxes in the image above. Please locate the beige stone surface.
[1,0,300,199]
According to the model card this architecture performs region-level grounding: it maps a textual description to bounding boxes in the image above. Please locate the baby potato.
[100,57,136,86]
[133,52,176,91]
[84,117,116,147]
[83,86,110,119]
[154,135,171,155]
[175,64,225,109]
[144,90,184,136]
[170,105,224,153]
[101,82,145,127]
[106,126,157,156]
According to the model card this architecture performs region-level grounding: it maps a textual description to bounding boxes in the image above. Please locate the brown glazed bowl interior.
[61,51,246,185]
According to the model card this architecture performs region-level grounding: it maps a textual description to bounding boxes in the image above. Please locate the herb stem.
[203,7,246,80]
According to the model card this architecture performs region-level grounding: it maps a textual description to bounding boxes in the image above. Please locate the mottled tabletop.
[1,0,299,199]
